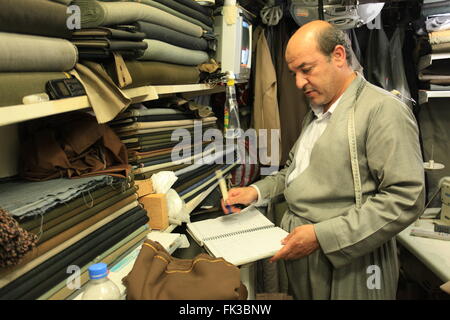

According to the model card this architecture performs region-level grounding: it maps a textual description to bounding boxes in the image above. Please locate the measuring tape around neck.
[347,80,366,209]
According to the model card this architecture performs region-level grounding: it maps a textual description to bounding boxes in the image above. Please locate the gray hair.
[316,25,352,66]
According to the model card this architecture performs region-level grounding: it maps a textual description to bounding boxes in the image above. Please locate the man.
[223,21,425,299]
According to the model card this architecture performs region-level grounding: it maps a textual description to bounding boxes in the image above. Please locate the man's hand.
[269,225,319,262]
[220,186,258,214]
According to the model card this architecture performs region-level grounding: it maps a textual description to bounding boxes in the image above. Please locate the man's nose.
[295,73,308,89]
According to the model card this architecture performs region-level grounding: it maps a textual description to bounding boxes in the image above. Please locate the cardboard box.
[135,179,154,198]
[139,193,168,230]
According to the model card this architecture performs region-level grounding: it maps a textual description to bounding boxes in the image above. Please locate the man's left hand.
[269,225,319,262]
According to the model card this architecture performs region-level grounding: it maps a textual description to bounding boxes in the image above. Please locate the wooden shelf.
[419,90,450,105]
[418,53,450,72]
[0,83,217,127]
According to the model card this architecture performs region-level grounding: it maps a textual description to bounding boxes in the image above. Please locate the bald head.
[285,21,356,109]
[286,21,352,67]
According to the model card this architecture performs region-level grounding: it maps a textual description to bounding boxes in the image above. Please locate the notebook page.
[205,227,289,266]
[186,206,274,241]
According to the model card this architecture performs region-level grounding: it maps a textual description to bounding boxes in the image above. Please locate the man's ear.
[332,45,347,67]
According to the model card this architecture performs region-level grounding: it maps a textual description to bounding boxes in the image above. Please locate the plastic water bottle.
[224,72,242,139]
[81,263,121,300]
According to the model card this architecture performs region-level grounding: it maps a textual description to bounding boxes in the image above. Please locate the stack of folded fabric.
[0,175,150,300]
[418,1,450,87]
[71,26,148,60]
[0,0,79,107]
[109,97,219,180]
[108,96,241,206]
[73,0,215,87]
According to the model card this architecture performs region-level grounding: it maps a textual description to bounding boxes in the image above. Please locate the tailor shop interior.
[0,0,449,301]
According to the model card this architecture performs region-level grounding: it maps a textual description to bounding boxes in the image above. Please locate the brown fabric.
[123,239,247,300]
[0,209,37,268]
[20,112,130,181]
[252,27,281,161]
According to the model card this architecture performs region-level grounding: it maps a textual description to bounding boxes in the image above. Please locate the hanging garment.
[366,24,412,107]
[73,0,204,38]
[270,20,309,166]
[0,32,77,72]
[138,40,209,66]
[0,0,71,39]
[20,112,130,181]
[134,0,213,32]
[252,27,281,163]
[0,209,38,268]
[252,74,425,299]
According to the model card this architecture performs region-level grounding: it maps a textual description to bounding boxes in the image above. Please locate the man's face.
[287,44,339,107]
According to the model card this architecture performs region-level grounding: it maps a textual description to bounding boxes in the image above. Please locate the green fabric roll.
[35,189,137,243]
[73,0,203,37]
[107,61,199,88]
[0,0,72,39]
[138,39,209,66]
[20,184,117,231]
[0,72,68,107]
[28,188,134,235]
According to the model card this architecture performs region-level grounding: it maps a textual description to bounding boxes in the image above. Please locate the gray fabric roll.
[134,21,208,51]
[138,39,209,65]
[0,176,112,218]
[73,0,204,38]
[174,0,213,17]
[0,32,78,72]
[152,0,213,27]
[135,0,213,32]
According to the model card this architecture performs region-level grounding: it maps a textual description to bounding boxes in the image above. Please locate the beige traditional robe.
[253,73,425,299]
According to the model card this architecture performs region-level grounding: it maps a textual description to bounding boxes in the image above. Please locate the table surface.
[397,216,450,283]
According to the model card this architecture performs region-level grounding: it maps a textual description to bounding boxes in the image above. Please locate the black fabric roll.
[173,0,213,17]
[153,0,213,27]
[0,206,147,300]
[134,21,208,51]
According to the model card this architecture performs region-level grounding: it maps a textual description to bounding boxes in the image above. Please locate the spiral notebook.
[186,206,288,266]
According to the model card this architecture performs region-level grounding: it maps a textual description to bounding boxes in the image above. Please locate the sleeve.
[314,97,426,269]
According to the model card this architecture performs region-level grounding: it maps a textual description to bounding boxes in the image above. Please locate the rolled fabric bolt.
[215,170,232,214]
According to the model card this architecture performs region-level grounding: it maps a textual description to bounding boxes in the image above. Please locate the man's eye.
[302,68,311,74]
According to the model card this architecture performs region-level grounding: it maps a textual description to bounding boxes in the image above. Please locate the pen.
[215,170,233,214]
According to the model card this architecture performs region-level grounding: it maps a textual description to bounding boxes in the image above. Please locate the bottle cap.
[88,263,109,280]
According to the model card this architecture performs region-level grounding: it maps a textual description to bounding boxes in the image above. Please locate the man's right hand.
[220,186,258,214]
